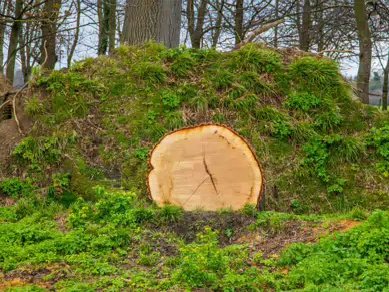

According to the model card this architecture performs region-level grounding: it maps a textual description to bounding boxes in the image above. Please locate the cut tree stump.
[148,124,264,211]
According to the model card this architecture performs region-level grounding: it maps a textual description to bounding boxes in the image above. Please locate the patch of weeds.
[285,91,322,112]
[12,133,77,173]
[230,44,282,74]
[0,178,35,198]
[134,61,166,84]
[368,124,389,177]
[327,178,347,195]
[279,211,389,291]
[170,50,197,77]
[157,205,183,224]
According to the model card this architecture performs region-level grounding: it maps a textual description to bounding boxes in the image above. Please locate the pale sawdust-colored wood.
[148,124,264,211]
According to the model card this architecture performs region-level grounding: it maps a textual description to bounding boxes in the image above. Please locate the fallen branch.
[235,19,285,49]
[318,49,353,55]
[0,99,11,112]
[12,83,29,134]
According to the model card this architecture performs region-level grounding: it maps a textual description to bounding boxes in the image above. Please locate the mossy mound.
[5,43,389,213]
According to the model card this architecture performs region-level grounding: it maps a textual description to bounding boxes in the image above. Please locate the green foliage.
[13,134,76,172]
[0,178,34,198]
[170,50,197,77]
[279,211,389,291]
[25,96,44,117]
[230,44,282,73]
[285,91,322,112]
[170,227,266,290]
[327,178,347,195]
[157,205,183,224]
[134,61,167,84]
[289,56,341,93]
[303,139,330,182]
[368,124,389,177]
[160,90,182,110]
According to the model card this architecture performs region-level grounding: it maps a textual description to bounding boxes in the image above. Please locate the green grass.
[0,186,387,291]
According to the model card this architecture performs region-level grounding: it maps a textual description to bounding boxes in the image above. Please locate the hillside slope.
[1,43,389,213]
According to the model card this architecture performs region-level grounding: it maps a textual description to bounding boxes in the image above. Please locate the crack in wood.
[203,155,220,196]
[183,176,209,207]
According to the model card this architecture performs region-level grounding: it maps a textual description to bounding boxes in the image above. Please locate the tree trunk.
[354,0,372,104]
[0,0,10,74]
[108,0,117,54]
[382,54,389,111]
[187,0,208,49]
[148,125,264,211]
[122,0,182,48]
[211,0,225,48]
[97,0,104,54]
[6,0,23,84]
[68,0,81,67]
[41,0,62,71]
[234,0,244,46]
[299,0,311,51]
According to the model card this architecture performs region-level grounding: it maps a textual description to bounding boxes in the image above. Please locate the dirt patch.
[234,219,362,259]
[235,221,320,258]
[0,85,33,177]
[0,263,70,290]
[156,211,257,245]
[334,220,361,232]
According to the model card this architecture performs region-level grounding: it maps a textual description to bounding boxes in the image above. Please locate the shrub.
[368,124,389,177]
[157,205,183,224]
[0,178,34,198]
[285,91,322,112]
[279,211,389,290]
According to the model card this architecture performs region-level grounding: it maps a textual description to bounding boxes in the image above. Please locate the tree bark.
[6,0,23,84]
[108,0,117,54]
[97,0,104,54]
[187,0,208,49]
[0,0,10,74]
[354,0,372,104]
[40,0,62,71]
[122,0,182,48]
[299,0,311,51]
[382,53,389,111]
[68,0,81,67]
[211,0,225,48]
[234,0,244,46]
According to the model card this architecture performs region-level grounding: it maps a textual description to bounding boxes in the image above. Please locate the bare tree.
[186,0,208,48]
[67,0,81,66]
[299,0,311,51]
[6,0,23,83]
[354,0,372,104]
[40,0,62,70]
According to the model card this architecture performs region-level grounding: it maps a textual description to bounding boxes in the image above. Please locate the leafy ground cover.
[0,184,387,291]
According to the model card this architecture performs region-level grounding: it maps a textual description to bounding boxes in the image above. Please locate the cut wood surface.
[148,124,264,211]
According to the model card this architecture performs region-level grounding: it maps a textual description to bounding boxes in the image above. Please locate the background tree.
[354,0,372,104]
[122,0,182,48]
[40,0,62,70]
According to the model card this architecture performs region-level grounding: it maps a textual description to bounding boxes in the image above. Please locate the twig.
[318,49,353,55]
[0,99,10,111]
[12,82,29,134]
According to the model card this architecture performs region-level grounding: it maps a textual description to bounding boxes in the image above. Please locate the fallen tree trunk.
[148,124,264,211]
